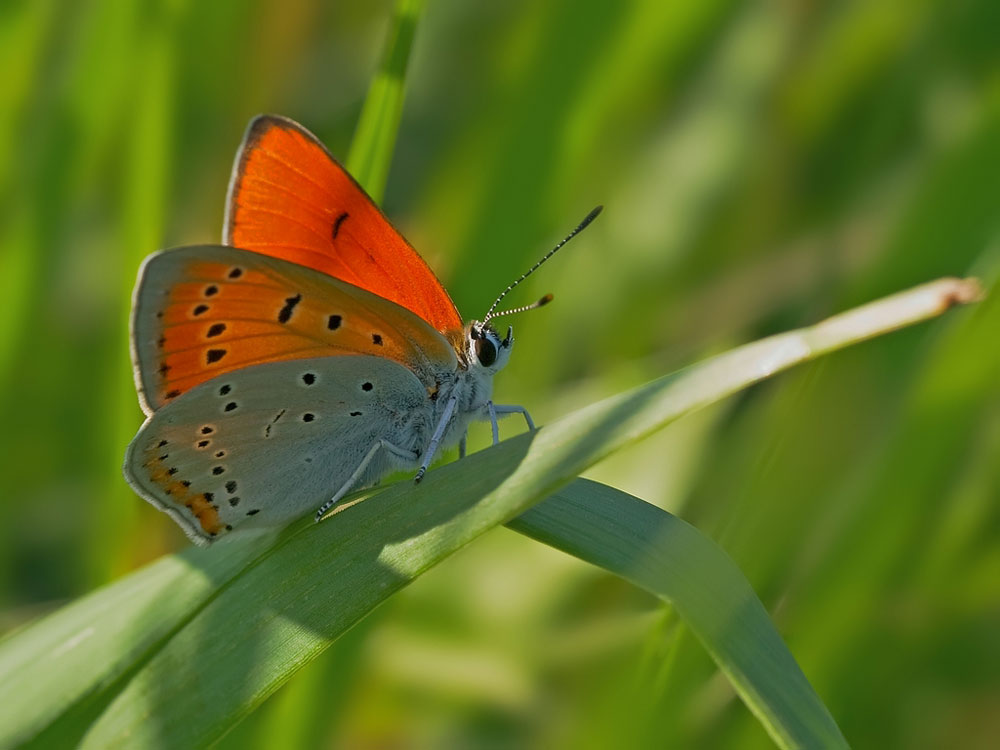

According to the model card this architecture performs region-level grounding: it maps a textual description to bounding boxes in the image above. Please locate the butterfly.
[123,114,600,545]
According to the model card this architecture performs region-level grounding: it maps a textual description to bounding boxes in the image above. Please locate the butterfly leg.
[315,439,418,522]
[486,403,536,445]
[414,391,459,483]
[487,401,500,445]
[458,431,468,459]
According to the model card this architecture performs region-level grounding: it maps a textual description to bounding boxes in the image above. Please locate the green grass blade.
[509,478,847,749]
[345,0,425,201]
[0,277,978,748]
[0,538,269,749]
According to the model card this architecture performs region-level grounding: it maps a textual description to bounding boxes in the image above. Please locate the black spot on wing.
[265,409,286,438]
[206,348,227,364]
[278,294,302,324]
[327,314,342,331]
[332,211,349,239]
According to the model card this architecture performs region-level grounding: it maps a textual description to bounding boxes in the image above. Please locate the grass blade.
[0,539,269,749]
[345,0,425,202]
[509,478,847,749]
[0,277,978,748]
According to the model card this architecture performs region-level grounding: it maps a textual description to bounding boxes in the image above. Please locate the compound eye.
[475,336,497,367]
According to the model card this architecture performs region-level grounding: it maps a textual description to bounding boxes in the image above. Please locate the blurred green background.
[2,0,999,747]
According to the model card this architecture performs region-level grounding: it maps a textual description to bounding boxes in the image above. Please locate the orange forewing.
[224,115,462,335]
[133,247,456,413]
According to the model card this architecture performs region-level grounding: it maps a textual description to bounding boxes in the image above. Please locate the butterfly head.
[466,322,513,373]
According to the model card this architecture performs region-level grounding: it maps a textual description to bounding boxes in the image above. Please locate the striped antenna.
[482,206,602,324]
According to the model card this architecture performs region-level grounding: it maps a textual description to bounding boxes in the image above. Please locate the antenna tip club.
[579,205,603,230]
[539,293,554,306]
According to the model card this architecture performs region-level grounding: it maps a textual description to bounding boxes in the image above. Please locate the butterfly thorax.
[422,321,512,450]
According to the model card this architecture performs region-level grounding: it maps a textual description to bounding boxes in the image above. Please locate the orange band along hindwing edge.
[223,114,463,335]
